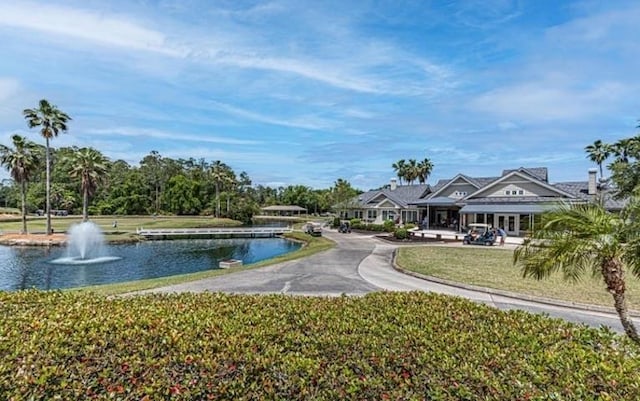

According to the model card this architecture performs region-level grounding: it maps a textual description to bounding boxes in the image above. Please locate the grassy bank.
[0,215,242,238]
[396,246,640,310]
[77,231,334,296]
[1,291,638,400]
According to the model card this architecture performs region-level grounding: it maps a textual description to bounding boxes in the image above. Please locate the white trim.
[427,174,481,199]
[463,171,575,200]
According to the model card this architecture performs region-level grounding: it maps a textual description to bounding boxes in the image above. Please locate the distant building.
[341,167,623,236]
[260,205,307,216]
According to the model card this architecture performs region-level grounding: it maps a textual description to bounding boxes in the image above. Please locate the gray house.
[343,167,622,236]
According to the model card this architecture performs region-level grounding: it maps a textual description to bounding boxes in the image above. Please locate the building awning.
[410,196,458,206]
[459,203,559,214]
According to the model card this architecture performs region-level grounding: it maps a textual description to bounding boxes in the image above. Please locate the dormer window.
[504,189,525,196]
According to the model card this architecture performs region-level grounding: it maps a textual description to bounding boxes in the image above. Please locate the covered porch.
[411,197,462,231]
[458,203,554,237]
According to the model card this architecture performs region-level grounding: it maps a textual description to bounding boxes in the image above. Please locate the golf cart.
[338,221,351,233]
[462,223,495,246]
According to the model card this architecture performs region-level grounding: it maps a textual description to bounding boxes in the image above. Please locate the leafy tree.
[0,135,41,233]
[163,174,202,215]
[331,178,360,218]
[139,151,165,214]
[585,139,612,178]
[23,99,71,234]
[514,202,640,345]
[66,148,109,221]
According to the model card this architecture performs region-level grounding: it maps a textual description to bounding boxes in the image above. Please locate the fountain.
[50,221,121,265]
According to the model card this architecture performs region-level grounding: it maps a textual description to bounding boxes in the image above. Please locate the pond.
[0,238,301,291]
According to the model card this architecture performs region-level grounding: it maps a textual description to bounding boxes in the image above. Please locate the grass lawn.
[396,246,640,311]
[0,215,242,239]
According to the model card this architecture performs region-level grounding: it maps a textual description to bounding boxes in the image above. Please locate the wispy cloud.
[86,127,261,146]
[208,101,336,131]
[0,2,180,56]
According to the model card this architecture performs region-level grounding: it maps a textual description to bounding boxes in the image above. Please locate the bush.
[394,227,408,240]
[349,218,361,227]
[332,217,341,228]
[1,291,639,400]
[383,219,396,232]
[404,223,416,230]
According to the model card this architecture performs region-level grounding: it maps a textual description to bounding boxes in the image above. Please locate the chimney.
[588,168,597,195]
[390,178,397,191]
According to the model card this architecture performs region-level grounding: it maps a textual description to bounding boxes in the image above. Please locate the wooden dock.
[135,227,293,239]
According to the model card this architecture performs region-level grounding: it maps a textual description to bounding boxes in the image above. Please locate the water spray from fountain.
[50,221,121,265]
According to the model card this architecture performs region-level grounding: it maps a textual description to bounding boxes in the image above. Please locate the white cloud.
[0,78,20,102]
[471,81,628,122]
[208,101,336,131]
[85,127,261,145]
[0,2,180,56]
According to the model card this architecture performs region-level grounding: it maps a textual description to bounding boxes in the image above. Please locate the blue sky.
[0,0,639,190]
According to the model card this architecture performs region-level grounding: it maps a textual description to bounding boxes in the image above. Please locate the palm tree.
[23,99,71,234]
[0,135,41,234]
[585,140,612,178]
[66,148,108,221]
[611,137,638,164]
[405,159,419,185]
[391,159,407,185]
[209,160,231,218]
[514,202,640,345]
[417,158,434,184]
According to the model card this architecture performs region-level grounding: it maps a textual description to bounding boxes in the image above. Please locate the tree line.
[0,99,361,234]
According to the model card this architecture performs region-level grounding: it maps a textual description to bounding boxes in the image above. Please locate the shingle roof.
[353,184,431,208]
[502,167,548,182]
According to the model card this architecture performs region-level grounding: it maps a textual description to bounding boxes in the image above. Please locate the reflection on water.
[0,238,300,291]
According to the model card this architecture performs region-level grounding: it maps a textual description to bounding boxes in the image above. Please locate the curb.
[390,249,640,318]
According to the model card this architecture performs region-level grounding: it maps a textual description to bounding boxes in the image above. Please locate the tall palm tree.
[209,160,231,218]
[66,148,108,221]
[23,99,71,234]
[405,159,419,185]
[417,158,434,184]
[391,159,407,185]
[611,137,637,164]
[0,135,41,234]
[584,139,612,178]
[514,202,640,345]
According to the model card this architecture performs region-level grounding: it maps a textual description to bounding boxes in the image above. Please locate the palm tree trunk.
[215,182,220,218]
[21,180,27,234]
[83,187,89,222]
[602,259,640,345]
[45,137,51,235]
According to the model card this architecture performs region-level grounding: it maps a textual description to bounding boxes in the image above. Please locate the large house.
[341,167,623,237]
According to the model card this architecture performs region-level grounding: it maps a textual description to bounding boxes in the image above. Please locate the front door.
[496,214,518,236]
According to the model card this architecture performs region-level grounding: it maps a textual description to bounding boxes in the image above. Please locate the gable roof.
[464,170,574,200]
[353,184,431,208]
[426,174,486,199]
[501,167,548,182]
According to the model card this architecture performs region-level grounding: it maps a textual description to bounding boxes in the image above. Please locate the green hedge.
[1,291,639,400]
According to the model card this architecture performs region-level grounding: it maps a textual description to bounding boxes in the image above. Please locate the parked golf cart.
[462,223,495,246]
[338,221,351,233]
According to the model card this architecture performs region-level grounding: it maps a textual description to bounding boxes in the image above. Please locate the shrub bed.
[1,291,639,400]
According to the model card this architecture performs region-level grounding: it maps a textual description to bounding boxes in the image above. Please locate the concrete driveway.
[141,229,637,333]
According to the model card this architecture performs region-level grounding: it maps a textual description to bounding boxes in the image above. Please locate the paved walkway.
[141,229,636,333]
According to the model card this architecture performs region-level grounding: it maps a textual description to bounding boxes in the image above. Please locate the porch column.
[426,205,430,229]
